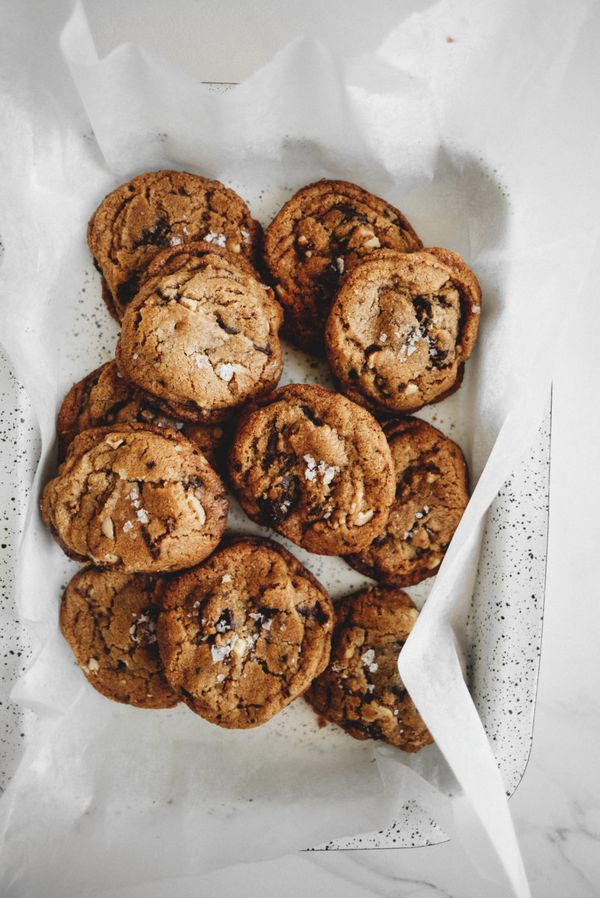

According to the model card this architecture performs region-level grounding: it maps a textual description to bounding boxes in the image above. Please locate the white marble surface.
[1,3,599,896]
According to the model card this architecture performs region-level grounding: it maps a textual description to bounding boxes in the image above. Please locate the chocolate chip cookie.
[325,248,481,414]
[157,538,334,728]
[228,384,395,555]
[116,244,283,423]
[306,585,432,752]
[263,179,422,353]
[61,567,178,708]
[57,360,225,469]
[41,423,228,572]
[88,170,262,320]
[346,417,469,586]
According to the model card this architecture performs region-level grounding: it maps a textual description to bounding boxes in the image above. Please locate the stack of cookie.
[41,170,481,754]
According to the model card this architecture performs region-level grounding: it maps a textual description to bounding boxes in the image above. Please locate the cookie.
[88,170,262,320]
[325,248,481,414]
[306,585,432,751]
[157,538,334,728]
[41,423,228,572]
[60,567,178,709]
[139,239,261,284]
[346,417,469,586]
[57,360,225,469]
[116,244,283,423]
[263,179,422,353]
[228,384,395,555]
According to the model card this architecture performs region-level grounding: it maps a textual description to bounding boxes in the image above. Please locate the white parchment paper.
[0,1,599,896]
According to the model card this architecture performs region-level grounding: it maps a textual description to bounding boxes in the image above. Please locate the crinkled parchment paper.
[0,1,598,896]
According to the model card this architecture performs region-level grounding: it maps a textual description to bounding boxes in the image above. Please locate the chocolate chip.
[300,405,325,427]
[263,427,280,470]
[116,276,139,308]
[258,474,300,526]
[215,314,240,335]
[413,295,432,322]
[142,217,171,247]
[333,203,369,225]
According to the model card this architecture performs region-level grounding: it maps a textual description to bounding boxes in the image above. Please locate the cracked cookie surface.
[116,244,283,422]
[41,423,228,572]
[61,567,178,708]
[306,585,432,751]
[263,179,422,353]
[346,417,469,586]
[88,169,262,320]
[157,538,334,728]
[57,360,226,469]
[228,384,395,555]
[325,248,481,413]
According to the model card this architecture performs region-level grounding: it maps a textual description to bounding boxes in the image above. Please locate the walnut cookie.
[157,538,334,728]
[263,179,422,353]
[57,360,226,469]
[116,243,283,423]
[306,585,432,752]
[61,567,178,709]
[325,248,481,414]
[88,169,262,320]
[41,423,228,572]
[228,384,395,555]
[346,417,469,586]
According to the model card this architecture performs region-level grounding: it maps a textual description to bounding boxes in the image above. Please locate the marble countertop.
[1,3,598,896]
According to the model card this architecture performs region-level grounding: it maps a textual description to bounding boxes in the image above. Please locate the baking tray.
[0,81,551,846]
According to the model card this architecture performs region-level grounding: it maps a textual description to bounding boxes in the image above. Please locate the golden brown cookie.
[60,567,178,709]
[157,538,334,728]
[139,240,261,284]
[325,248,481,414]
[41,423,228,572]
[116,245,283,423]
[228,384,395,555]
[263,179,422,353]
[57,360,226,469]
[88,170,262,320]
[346,417,469,586]
[306,585,432,751]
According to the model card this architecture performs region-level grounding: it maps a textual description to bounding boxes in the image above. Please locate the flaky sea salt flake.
[361,648,378,673]
[217,363,235,383]
[204,232,227,247]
